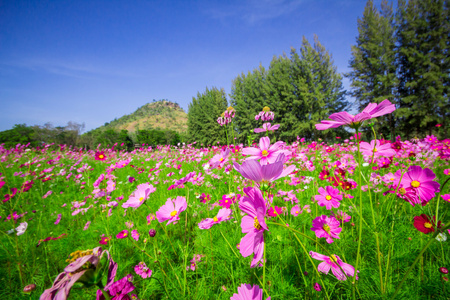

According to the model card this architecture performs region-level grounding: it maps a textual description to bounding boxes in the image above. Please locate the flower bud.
[439,267,449,274]
[23,284,36,293]
[149,229,156,237]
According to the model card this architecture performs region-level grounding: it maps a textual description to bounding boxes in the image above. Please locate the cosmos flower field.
[1,103,450,299]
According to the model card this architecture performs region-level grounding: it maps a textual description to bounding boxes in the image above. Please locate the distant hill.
[96,100,188,133]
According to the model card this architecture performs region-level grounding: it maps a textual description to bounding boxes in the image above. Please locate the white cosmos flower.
[16,222,28,236]
[436,232,447,242]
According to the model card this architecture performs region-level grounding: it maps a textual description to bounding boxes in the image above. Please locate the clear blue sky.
[0,0,384,132]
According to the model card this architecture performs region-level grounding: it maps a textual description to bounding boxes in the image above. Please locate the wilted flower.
[16,222,28,236]
[40,247,117,300]
[23,284,36,293]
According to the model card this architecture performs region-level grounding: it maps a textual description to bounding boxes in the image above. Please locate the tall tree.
[295,35,348,141]
[230,35,347,143]
[396,0,450,138]
[187,87,228,146]
[347,0,397,139]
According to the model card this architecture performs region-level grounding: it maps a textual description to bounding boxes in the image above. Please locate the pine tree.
[347,0,397,139]
[295,35,348,141]
[187,87,228,146]
[396,0,450,138]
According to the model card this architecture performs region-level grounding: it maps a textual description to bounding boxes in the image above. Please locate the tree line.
[0,123,182,150]
[188,0,449,144]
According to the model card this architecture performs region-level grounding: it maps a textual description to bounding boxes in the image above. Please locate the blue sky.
[0,0,384,132]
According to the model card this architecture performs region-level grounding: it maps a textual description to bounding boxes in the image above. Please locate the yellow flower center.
[295,211,299,214]
[424,222,432,228]
[262,106,270,112]
[253,217,262,230]
[219,158,224,162]
[67,249,93,263]
[399,188,406,195]
[227,106,234,111]
[139,197,144,201]
[170,211,177,217]
[411,180,420,188]
[99,155,104,159]
[261,150,269,156]
[213,216,218,222]
[323,224,331,234]
[325,195,332,201]
[330,255,338,263]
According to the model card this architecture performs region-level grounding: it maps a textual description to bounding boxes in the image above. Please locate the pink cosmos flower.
[134,262,152,279]
[230,283,271,300]
[131,230,139,241]
[331,210,351,223]
[393,165,440,206]
[209,148,230,169]
[314,186,342,209]
[242,136,285,165]
[291,205,301,217]
[186,254,205,271]
[122,183,156,208]
[54,214,62,225]
[359,140,396,159]
[311,215,342,243]
[198,208,232,229]
[254,123,280,133]
[156,196,187,225]
[316,99,395,130]
[239,187,269,268]
[147,213,156,224]
[83,221,91,231]
[310,251,358,281]
[233,153,295,187]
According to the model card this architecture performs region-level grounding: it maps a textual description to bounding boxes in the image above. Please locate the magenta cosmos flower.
[254,123,280,133]
[394,165,440,206]
[239,187,269,268]
[198,207,232,229]
[311,215,342,243]
[310,251,358,281]
[122,183,156,208]
[233,153,295,188]
[314,186,342,210]
[359,139,396,159]
[116,230,129,239]
[315,99,395,130]
[230,283,271,300]
[242,136,285,165]
[156,196,187,225]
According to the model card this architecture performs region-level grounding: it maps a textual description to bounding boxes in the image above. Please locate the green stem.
[389,223,450,300]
